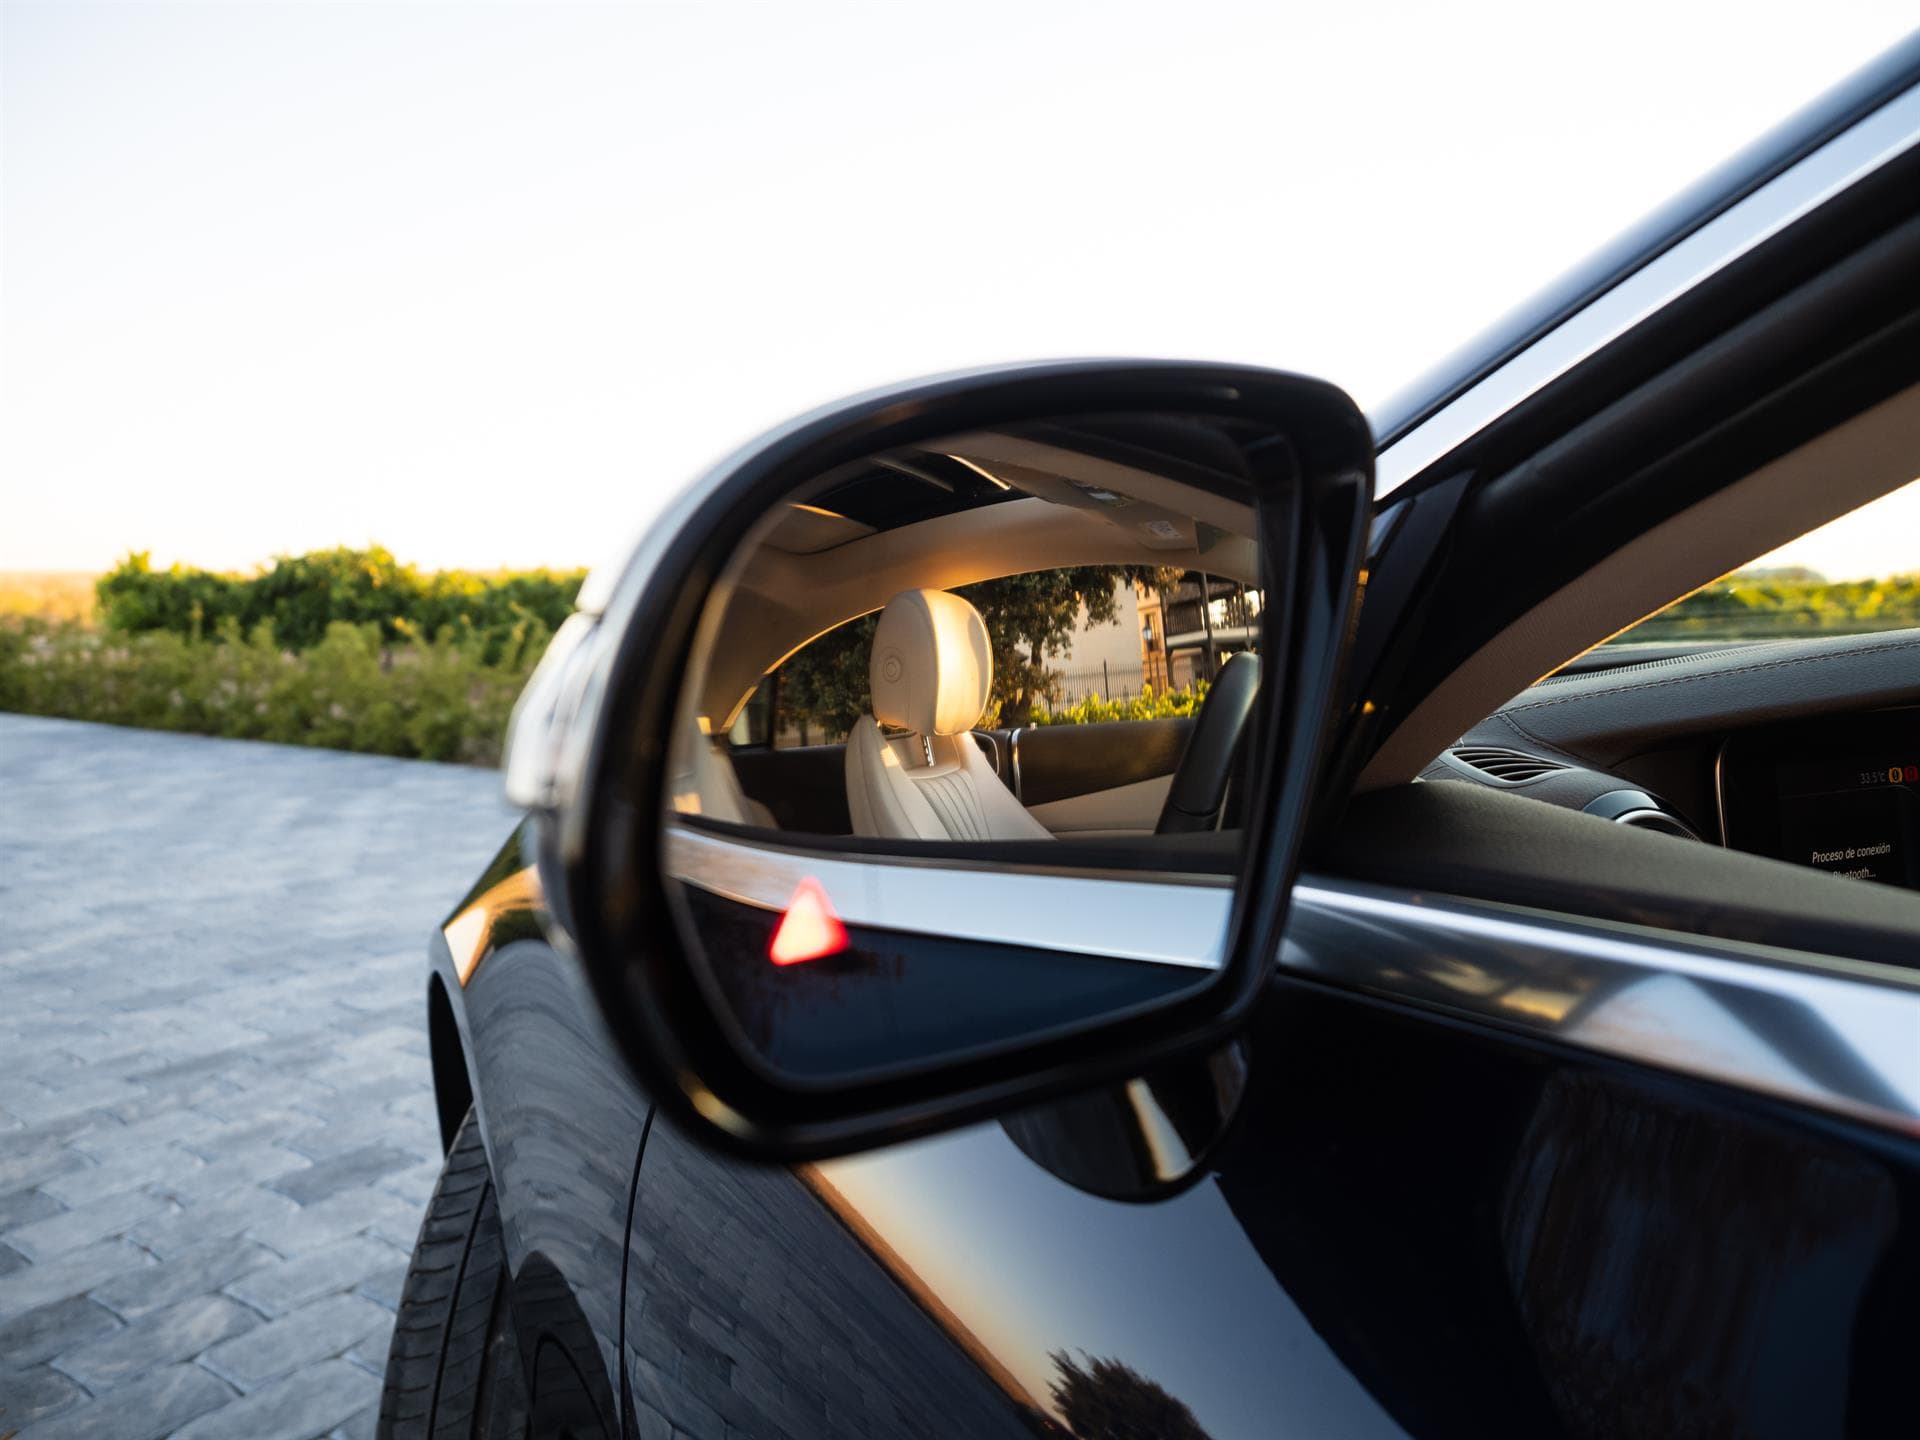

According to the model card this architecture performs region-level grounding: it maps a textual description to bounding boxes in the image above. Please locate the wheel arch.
[428,973,474,1155]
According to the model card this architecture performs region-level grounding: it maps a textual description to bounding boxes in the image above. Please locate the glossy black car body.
[421,37,1920,1440]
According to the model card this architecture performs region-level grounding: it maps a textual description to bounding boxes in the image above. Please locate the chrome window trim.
[661,831,1920,1132]
[663,822,1230,970]
[1373,83,1920,500]
[1286,876,1920,1137]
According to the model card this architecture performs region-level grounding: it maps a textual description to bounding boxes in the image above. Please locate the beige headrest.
[869,589,993,737]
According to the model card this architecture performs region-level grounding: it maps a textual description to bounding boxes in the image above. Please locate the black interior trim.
[675,811,1242,876]
[1017,717,1194,807]
[1488,629,1920,770]
[732,743,853,834]
[1435,632,1920,845]
[1324,782,1920,973]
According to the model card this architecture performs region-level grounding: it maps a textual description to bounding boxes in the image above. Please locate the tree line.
[1621,569,1920,642]
[776,565,1163,736]
[93,547,586,663]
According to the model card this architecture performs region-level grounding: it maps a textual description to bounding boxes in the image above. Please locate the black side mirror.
[505,361,1371,1159]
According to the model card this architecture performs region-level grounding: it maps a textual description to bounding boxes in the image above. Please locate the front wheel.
[378,1108,529,1439]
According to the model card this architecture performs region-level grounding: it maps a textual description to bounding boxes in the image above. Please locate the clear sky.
[4,2,1917,580]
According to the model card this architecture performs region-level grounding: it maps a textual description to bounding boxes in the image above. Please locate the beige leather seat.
[846,589,1052,842]
[669,722,777,828]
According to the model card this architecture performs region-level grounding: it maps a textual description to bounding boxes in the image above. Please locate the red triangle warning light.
[768,878,849,966]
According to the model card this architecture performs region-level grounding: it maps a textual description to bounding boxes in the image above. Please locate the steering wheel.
[1155,652,1261,835]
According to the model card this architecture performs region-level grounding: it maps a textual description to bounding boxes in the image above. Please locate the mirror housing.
[508,361,1372,1159]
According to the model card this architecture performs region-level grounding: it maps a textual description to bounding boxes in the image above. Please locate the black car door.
[613,54,1920,1437]
[616,867,1919,1439]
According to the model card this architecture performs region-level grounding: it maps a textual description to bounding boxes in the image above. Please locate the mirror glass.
[658,411,1286,1084]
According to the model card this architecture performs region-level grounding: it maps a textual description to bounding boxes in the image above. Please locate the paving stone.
[284,1110,422,1163]
[328,1405,379,1440]
[4,1185,177,1262]
[0,1143,86,1194]
[122,1048,258,1094]
[52,1293,260,1393]
[0,1295,124,1367]
[374,1157,444,1208]
[3,1079,149,1127]
[154,1145,312,1204]
[39,1144,208,1205]
[345,1318,395,1377]
[12,1361,236,1440]
[169,1358,379,1440]
[354,1261,410,1311]
[245,1183,422,1258]
[0,1240,153,1325]
[202,1292,391,1390]
[226,1236,408,1318]
[88,1239,277,1321]
[103,1079,248,1129]
[174,1110,317,1159]
[127,1184,300,1259]
[268,1144,421,1207]
[0,717,509,1437]
[68,1107,227,1155]
[0,1361,87,1427]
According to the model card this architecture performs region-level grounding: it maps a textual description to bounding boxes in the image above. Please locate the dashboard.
[1720,710,1920,890]
[1437,629,1920,895]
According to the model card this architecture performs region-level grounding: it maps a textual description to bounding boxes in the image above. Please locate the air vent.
[1447,746,1569,784]
[1613,808,1700,840]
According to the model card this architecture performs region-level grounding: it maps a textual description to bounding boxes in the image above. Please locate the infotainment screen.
[1719,709,1920,890]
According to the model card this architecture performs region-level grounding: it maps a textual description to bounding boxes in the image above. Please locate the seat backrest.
[845,589,1052,842]
[669,722,777,829]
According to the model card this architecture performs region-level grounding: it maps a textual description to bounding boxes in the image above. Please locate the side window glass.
[1608,473,1920,648]
[759,567,1264,745]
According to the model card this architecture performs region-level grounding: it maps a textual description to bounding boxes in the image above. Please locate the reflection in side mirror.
[516,363,1372,1159]
[663,411,1277,1088]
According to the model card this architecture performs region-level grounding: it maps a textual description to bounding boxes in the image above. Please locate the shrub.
[1028,680,1209,726]
[94,548,585,656]
[0,617,543,766]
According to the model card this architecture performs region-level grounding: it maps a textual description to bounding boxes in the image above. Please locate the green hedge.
[0,618,544,765]
[95,548,585,659]
[1616,573,1920,643]
[1029,681,1208,726]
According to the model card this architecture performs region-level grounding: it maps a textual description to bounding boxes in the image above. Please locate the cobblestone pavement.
[0,716,514,1439]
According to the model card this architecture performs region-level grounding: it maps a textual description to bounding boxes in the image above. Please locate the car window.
[1606,474,1920,647]
[730,566,1263,749]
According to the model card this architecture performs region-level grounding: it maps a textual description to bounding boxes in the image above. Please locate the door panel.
[621,1090,1402,1440]
[448,831,651,1437]
[1013,716,1193,807]
[621,1118,1047,1439]
[731,721,1194,837]
[731,743,853,833]
[621,966,1920,1438]
[1025,772,1173,837]
[731,734,1006,836]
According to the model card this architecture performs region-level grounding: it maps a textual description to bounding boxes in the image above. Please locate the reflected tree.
[776,566,1158,736]
[1047,1350,1213,1440]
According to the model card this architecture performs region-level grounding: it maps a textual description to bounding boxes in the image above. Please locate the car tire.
[378,1108,529,1439]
